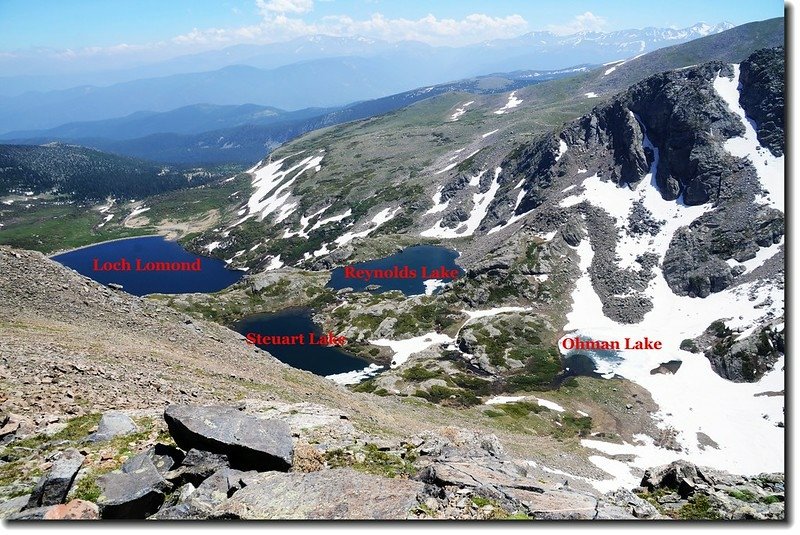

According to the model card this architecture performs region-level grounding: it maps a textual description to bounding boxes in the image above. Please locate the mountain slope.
[2,67,589,165]
[0,143,213,200]
[181,19,783,271]
[0,22,744,132]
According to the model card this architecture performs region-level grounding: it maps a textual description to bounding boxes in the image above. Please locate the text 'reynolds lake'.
[327,245,464,295]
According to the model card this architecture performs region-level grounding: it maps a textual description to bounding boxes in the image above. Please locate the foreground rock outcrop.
[1,401,785,521]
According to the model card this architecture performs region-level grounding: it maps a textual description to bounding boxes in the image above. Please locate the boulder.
[165,449,230,486]
[0,495,29,519]
[7,506,51,520]
[145,443,185,476]
[151,468,254,520]
[25,449,84,508]
[641,460,709,493]
[221,468,424,519]
[43,500,100,520]
[87,411,137,442]
[504,487,599,520]
[418,459,535,491]
[96,452,172,519]
[164,405,293,471]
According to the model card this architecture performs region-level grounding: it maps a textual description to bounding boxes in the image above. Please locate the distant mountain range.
[0,67,590,165]
[0,22,736,132]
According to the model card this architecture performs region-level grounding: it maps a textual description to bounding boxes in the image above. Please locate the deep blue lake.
[327,245,463,295]
[234,309,371,376]
[51,236,243,296]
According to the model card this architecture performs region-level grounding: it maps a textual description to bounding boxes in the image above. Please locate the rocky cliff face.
[738,47,785,157]
[481,47,783,305]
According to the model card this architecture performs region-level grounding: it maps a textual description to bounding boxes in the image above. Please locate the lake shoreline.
[48,233,162,258]
[50,235,244,295]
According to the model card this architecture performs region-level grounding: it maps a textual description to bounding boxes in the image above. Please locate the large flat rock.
[504,487,599,520]
[223,469,424,519]
[164,405,293,471]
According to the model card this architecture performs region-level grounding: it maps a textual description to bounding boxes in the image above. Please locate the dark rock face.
[164,404,293,472]
[165,449,231,487]
[440,173,472,203]
[507,135,563,215]
[145,443,185,476]
[699,321,784,383]
[663,228,733,298]
[560,215,585,246]
[663,204,783,296]
[25,449,84,509]
[627,62,745,205]
[739,47,785,157]
[441,206,470,228]
[96,453,172,519]
[641,460,709,495]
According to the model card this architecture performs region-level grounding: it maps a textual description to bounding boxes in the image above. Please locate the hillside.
[0,143,225,200]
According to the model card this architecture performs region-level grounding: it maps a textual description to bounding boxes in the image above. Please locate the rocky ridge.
[3,403,784,520]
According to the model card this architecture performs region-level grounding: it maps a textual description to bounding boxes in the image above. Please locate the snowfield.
[450,101,474,121]
[713,65,784,211]
[421,168,501,238]
[558,159,783,482]
[244,153,323,224]
[370,332,454,368]
[424,187,450,215]
[334,206,401,246]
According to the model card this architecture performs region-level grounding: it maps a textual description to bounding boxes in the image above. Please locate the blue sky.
[0,0,784,51]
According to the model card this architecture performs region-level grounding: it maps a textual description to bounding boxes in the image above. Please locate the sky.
[0,0,784,63]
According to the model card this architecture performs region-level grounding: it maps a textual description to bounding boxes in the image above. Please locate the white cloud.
[6,2,530,64]
[547,11,608,36]
[169,9,528,47]
[256,0,314,15]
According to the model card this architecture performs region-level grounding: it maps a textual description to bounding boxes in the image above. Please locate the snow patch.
[334,206,401,246]
[264,255,284,271]
[370,333,453,368]
[537,398,565,412]
[450,101,474,121]
[494,91,523,114]
[97,214,114,228]
[311,209,352,231]
[246,154,323,223]
[128,206,150,218]
[482,129,500,138]
[423,279,447,295]
[713,65,784,211]
[425,187,450,215]
[326,363,383,385]
[421,168,501,238]
[556,139,568,162]
[485,396,525,405]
